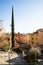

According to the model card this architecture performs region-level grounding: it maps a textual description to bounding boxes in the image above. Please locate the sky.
[0,0,43,33]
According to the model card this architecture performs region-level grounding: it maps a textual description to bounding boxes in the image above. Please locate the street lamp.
[8,49,11,65]
[35,51,36,62]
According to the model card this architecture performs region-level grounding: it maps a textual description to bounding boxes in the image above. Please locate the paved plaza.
[0,52,43,65]
[0,52,27,64]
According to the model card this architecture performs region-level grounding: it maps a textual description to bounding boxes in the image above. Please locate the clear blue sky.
[0,0,43,33]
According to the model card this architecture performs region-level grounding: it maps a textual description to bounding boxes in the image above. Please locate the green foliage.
[24,47,41,63]
[11,6,14,48]
[2,42,9,51]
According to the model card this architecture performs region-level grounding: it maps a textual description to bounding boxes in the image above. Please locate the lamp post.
[8,49,11,65]
[35,51,36,62]
[35,52,36,65]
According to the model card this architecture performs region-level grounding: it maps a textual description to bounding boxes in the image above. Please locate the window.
[32,37,34,40]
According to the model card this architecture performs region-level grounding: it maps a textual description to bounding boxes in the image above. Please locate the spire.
[11,6,14,48]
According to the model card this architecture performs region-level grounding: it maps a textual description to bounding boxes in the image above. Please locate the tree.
[11,6,15,48]
[28,47,41,63]
[2,40,9,51]
[24,47,41,65]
